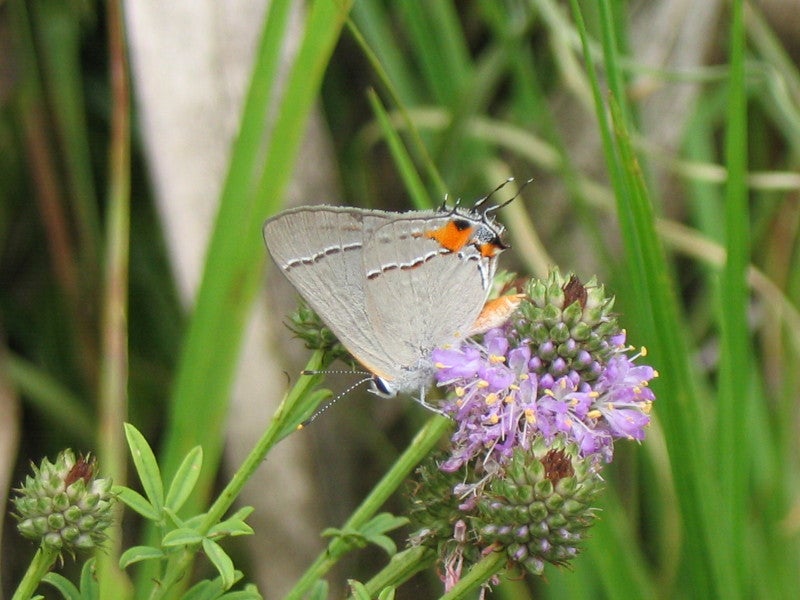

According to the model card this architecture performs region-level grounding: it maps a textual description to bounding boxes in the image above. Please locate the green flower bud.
[13,450,115,557]
[473,439,605,577]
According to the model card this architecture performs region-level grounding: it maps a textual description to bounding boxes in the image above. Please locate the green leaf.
[361,513,409,538]
[113,486,159,521]
[307,580,329,600]
[203,507,255,540]
[322,513,406,558]
[226,506,254,522]
[119,545,165,569]
[208,517,254,539]
[182,513,206,528]
[165,445,203,513]
[322,526,368,550]
[366,534,397,557]
[324,513,407,557]
[182,572,246,600]
[78,558,98,600]
[124,422,164,511]
[347,580,371,600]
[162,528,204,547]
[202,538,236,591]
[218,591,263,600]
[181,580,217,600]
[162,506,188,528]
[1,353,94,442]
[41,573,81,600]
[377,587,396,600]
[367,89,430,210]
[716,0,750,591]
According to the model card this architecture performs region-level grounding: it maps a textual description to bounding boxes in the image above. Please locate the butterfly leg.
[413,387,453,419]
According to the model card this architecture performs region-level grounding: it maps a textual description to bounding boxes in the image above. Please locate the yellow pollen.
[641,346,648,356]
[509,384,520,391]
[489,354,506,364]
[485,393,499,405]
[587,409,602,419]
[504,394,516,404]
[643,402,652,414]
[477,380,490,389]
[653,370,660,378]
[455,387,465,398]
[488,414,499,424]
[606,402,615,410]
[524,408,536,423]
[589,391,600,398]
[434,362,446,369]
[519,374,529,380]
[633,386,642,394]
[544,389,555,397]
[559,379,567,389]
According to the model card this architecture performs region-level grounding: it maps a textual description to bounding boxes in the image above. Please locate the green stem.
[96,0,132,593]
[439,549,505,600]
[285,415,452,599]
[12,545,60,600]
[361,545,436,596]
[147,351,327,600]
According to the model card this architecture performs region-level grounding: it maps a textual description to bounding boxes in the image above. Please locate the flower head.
[13,450,115,557]
[433,270,656,469]
[408,269,657,587]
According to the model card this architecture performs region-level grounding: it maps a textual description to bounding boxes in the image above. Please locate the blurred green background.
[2,0,800,598]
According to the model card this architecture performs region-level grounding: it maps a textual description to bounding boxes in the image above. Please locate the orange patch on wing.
[479,241,504,258]
[424,220,476,252]
[469,294,525,335]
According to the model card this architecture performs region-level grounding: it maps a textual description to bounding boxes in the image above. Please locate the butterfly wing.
[361,213,496,390]
[263,206,398,377]
[265,205,503,393]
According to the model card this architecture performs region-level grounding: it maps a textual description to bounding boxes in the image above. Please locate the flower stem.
[439,549,505,600]
[361,545,436,596]
[147,351,327,599]
[12,545,60,600]
[285,415,452,600]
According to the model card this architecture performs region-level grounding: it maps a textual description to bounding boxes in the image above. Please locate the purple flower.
[433,304,656,469]
[407,271,658,589]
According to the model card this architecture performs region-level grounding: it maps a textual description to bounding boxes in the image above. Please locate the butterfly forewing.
[263,206,396,375]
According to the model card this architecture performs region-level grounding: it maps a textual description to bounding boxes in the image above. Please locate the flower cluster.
[407,269,657,587]
[13,450,114,557]
[434,270,655,468]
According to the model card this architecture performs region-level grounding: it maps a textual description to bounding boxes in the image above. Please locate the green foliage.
[42,559,100,600]
[322,512,409,558]
[5,0,800,597]
[112,424,254,596]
